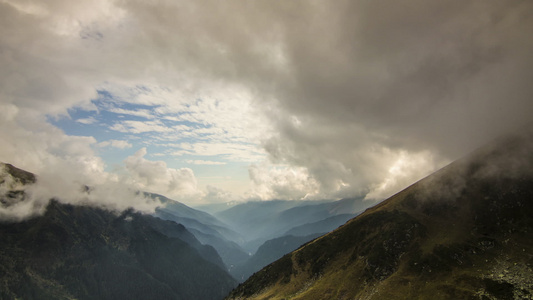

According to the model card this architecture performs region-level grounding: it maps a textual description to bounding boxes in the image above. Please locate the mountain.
[0,163,36,207]
[131,212,227,271]
[0,201,237,300]
[227,131,533,299]
[215,199,366,282]
[230,233,324,282]
[194,201,241,215]
[0,163,36,185]
[216,198,370,253]
[151,194,249,269]
[188,228,251,269]
[276,198,368,235]
[152,193,244,244]
[284,213,356,237]
[0,164,236,300]
[215,200,316,233]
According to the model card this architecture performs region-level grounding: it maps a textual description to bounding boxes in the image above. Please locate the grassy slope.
[227,132,533,300]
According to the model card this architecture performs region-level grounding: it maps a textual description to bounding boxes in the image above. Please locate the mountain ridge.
[0,200,237,299]
[215,197,371,253]
[0,163,238,299]
[226,131,533,299]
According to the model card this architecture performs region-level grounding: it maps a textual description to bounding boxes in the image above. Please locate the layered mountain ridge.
[215,197,371,254]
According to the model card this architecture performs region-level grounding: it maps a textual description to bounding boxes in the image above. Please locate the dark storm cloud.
[263,0,533,154]
[243,0,533,197]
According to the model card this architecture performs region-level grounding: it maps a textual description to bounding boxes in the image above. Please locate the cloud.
[110,120,173,134]
[0,113,161,221]
[1,0,532,207]
[186,160,226,165]
[249,1,533,200]
[25,172,161,220]
[247,163,320,201]
[108,107,155,119]
[98,139,132,149]
[411,129,533,205]
[364,150,444,200]
[203,185,236,204]
[107,0,531,201]
[76,117,98,124]
[97,82,272,145]
[172,142,264,162]
[123,148,203,201]
[0,105,99,178]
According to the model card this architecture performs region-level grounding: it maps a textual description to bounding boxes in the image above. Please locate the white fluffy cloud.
[172,142,264,162]
[76,117,98,125]
[97,139,132,149]
[108,107,155,119]
[203,185,236,204]
[186,160,227,165]
[123,148,203,200]
[247,164,320,201]
[98,82,272,145]
[0,112,161,220]
[110,120,174,134]
[364,150,443,200]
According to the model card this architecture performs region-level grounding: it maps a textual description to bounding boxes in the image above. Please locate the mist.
[412,128,533,205]
[0,162,165,222]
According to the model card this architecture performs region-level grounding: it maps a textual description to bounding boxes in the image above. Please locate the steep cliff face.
[227,131,533,300]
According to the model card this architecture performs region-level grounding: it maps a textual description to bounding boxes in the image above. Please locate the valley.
[0,163,370,298]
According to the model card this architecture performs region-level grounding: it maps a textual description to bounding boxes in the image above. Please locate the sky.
[1,0,532,208]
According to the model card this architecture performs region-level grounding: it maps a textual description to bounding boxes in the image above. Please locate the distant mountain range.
[284,213,356,237]
[227,130,533,299]
[149,193,250,269]
[213,197,372,281]
[215,197,372,254]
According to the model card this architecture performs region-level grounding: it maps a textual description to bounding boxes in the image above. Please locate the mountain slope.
[0,163,36,207]
[284,213,356,237]
[151,192,244,244]
[154,199,249,269]
[188,228,251,269]
[230,233,324,282]
[227,131,533,300]
[0,164,237,300]
[0,201,237,300]
[133,212,227,271]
